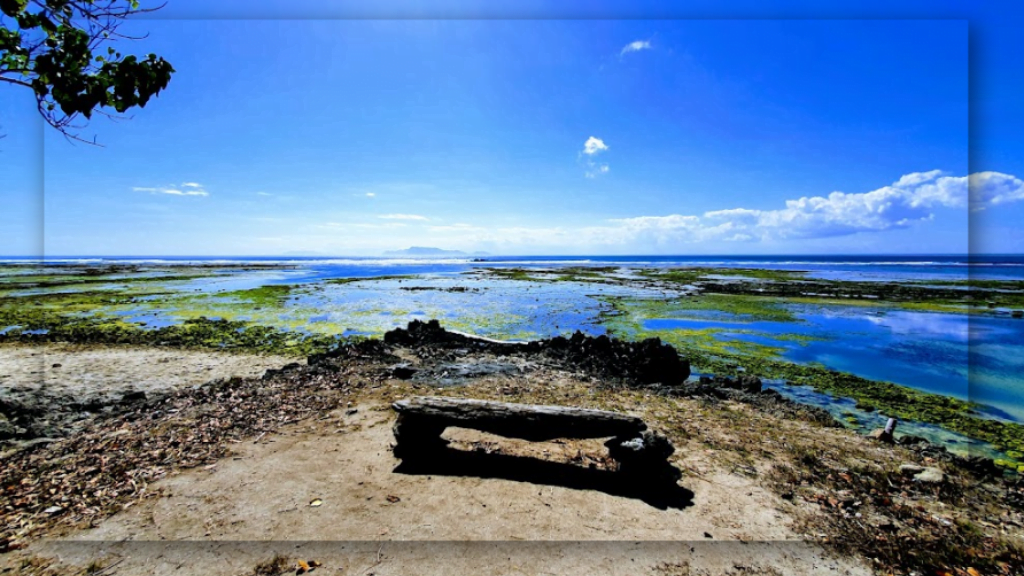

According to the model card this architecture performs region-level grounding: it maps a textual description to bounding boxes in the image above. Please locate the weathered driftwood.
[391,397,679,482]
[392,396,646,442]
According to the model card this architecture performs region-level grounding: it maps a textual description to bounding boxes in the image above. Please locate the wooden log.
[392,396,647,442]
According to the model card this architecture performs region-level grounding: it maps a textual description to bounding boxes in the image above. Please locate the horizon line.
[0,253,1018,259]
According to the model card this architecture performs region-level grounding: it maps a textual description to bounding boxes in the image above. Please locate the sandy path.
[0,344,302,399]
[36,404,870,576]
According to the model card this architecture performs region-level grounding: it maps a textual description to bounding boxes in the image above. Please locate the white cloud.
[379,213,428,221]
[256,192,272,197]
[428,223,486,233]
[417,170,1021,249]
[969,171,1024,208]
[356,222,407,229]
[316,221,407,230]
[613,170,1019,242]
[132,184,208,197]
[620,40,652,56]
[582,136,609,156]
[224,171,1018,254]
[366,192,376,197]
[581,137,610,178]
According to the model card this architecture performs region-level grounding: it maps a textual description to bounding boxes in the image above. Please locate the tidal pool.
[642,307,1024,423]
[759,379,1007,460]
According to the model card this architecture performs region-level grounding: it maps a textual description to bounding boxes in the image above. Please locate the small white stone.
[913,467,944,483]
[899,464,925,475]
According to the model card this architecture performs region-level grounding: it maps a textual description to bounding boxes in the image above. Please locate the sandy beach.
[0,343,302,399]
[0,344,303,445]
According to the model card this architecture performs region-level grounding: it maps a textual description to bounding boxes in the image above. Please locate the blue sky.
[2,1,1022,256]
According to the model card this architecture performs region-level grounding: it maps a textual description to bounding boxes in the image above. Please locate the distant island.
[383,247,490,258]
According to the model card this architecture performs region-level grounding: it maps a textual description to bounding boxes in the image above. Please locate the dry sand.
[37,404,868,575]
[0,343,302,399]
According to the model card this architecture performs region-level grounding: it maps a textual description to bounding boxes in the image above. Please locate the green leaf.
[1,0,174,137]
[0,0,27,19]
[39,14,56,34]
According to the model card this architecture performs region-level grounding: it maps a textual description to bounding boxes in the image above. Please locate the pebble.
[913,467,944,484]
[899,464,925,475]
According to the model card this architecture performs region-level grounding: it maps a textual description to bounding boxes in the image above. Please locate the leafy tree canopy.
[1,0,173,143]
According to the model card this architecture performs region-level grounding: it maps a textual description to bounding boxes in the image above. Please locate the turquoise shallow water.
[643,308,1024,423]
[758,379,1007,460]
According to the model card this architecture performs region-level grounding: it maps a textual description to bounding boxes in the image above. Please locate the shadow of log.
[393,447,694,511]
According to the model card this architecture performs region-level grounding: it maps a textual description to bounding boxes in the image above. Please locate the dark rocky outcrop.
[698,374,762,394]
[388,363,419,379]
[367,320,690,386]
[539,330,689,386]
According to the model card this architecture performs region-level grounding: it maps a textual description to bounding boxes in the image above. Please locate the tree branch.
[0,76,34,89]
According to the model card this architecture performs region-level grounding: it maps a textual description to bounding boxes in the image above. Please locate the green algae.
[549,266,621,282]
[699,277,1024,311]
[598,298,787,362]
[479,266,625,284]
[324,275,416,285]
[637,266,808,283]
[602,293,798,323]
[218,284,296,308]
[480,263,1024,315]
[0,271,215,293]
[909,278,1024,290]
[484,265,808,285]
[479,268,546,282]
[699,347,1022,455]
[0,306,341,357]
[610,341,1024,456]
